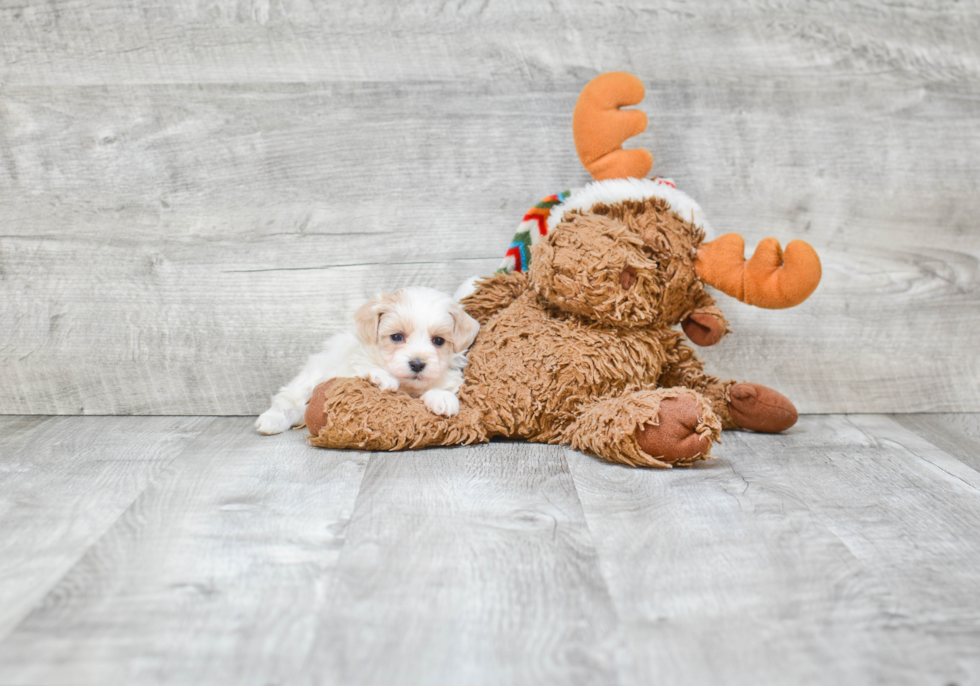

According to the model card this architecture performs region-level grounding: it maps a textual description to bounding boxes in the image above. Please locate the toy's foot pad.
[635,395,711,464]
[306,378,340,437]
[728,382,798,433]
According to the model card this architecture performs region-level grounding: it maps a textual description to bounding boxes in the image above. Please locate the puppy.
[255,286,480,435]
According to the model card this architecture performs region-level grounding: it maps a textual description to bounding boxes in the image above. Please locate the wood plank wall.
[1,0,978,415]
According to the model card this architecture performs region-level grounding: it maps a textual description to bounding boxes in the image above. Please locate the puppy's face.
[354,286,480,396]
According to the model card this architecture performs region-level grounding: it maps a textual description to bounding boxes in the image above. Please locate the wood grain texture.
[564,415,980,686]
[305,442,623,686]
[0,415,211,640]
[0,417,369,686]
[1,0,977,87]
[0,429,622,686]
[3,414,980,683]
[1,0,979,414]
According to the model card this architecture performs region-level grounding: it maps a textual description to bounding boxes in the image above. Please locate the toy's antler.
[572,72,654,181]
[695,234,821,309]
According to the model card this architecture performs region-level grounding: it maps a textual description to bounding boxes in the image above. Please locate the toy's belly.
[461,300,667,438]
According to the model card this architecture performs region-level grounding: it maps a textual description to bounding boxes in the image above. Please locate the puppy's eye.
[432,337,445,347]
[390,333,404,343]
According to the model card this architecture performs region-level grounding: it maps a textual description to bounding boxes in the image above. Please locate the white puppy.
[255,286,480,435]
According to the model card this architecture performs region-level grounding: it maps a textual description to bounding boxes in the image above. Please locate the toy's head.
[529,195,710,330]
[525,71,821,343]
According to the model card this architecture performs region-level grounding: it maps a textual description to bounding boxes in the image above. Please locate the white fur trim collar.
[546,177,714,239]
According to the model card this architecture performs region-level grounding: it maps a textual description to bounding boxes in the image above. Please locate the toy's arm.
[681,304,729,347]
[460,271,530,325]
[681,289,730,347]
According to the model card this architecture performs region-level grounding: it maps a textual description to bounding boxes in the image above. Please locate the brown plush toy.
[305,72,822,468]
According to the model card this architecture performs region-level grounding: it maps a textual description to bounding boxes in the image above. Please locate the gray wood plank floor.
[2,415,979,685]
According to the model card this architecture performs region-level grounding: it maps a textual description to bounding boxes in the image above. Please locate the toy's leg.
[564,388,722,468]
[304,377,486,451]
[725,383,798,432]
[661,338,798,433]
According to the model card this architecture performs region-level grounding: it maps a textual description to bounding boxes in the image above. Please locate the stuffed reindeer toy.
[304,72,821,467]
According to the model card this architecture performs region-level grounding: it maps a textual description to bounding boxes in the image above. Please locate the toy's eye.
[432,337,445,347]
[390,333,404,342]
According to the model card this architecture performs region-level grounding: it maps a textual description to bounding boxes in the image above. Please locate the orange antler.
[695,234,822,309]
[572,72,654,181]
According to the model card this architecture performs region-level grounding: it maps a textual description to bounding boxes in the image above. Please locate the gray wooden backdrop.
[1,0,978,416]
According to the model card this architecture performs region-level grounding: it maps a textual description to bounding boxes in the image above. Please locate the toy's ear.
[449,302,481,353]
[573,72,654,181]
[354,293,393,345]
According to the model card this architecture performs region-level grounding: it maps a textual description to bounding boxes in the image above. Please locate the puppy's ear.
[354,294,390,346]
[449,302,481,352]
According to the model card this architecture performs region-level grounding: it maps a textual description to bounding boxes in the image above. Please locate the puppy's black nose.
[409,359,426,374]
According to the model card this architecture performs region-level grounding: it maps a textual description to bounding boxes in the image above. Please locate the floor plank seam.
[558,447,634,686]
[848,415,980,494]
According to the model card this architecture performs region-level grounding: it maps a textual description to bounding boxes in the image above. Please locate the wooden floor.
[0,415,978,685]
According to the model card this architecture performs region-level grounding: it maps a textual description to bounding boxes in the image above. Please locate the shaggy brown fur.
[308,197,798,467]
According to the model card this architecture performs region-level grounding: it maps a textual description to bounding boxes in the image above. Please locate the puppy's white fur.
[256,286,480,435]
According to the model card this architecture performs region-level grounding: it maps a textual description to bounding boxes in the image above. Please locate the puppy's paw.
[367,369,400,392]
[256,408,292,435]
[421,389,460,417]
